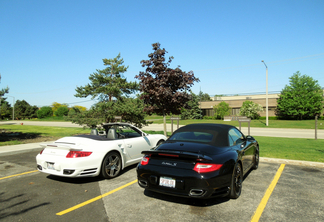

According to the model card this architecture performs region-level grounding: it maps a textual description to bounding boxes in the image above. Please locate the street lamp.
[7,95,15,120]
[261,60,268,126]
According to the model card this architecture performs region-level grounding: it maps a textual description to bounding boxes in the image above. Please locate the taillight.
[193,163,223,173]
[140,155,150,165]
[66,151,92,158]
[39,149,44,155]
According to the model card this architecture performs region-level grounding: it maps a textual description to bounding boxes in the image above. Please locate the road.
[1,120,324,139]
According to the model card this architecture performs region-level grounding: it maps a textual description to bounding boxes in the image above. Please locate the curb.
[260,157,324,168]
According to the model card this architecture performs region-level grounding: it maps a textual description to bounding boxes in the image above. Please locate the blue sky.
[1,0,323,109]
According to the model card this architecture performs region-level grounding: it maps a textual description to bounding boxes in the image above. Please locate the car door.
[117,125,151,160]
[228,128,253,173]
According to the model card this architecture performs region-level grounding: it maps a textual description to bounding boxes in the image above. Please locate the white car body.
[36,123,167,178]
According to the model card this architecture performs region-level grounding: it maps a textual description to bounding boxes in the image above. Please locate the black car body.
[136,123,259,199]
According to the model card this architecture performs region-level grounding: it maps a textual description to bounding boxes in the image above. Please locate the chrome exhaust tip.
[138,180,148,187]
[189,189,206,196]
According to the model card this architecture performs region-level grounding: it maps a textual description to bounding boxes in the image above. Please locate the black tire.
[228,162,243,199]
[101,151,122,179]
[252,149,259,170]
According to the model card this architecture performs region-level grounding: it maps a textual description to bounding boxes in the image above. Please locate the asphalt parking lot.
[1,148,324,222]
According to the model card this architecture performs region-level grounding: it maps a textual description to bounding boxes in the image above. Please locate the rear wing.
[40,142,81,151]
[141,150,212,162]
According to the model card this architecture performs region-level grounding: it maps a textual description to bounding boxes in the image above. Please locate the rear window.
[169,131,213,143]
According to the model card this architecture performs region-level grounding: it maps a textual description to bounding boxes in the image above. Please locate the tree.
[136,43,199,135]
[0,74,10,119]
[54,106,69,117]
[0,74,9,98]
[213,101,231,119]
[72,105,87,112]
[276,71,323,120]
[52,102,68,115]
[181,91,202,120]
[66,97,147,128]
[239,101,263,119]
[14,100,38,120]
[37,106,53,119]
[71,54,143,128]
[198,91,212,101]
[0,98,12,120]
[75,53,138,102]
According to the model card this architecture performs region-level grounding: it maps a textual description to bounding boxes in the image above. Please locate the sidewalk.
[0,142,53,155]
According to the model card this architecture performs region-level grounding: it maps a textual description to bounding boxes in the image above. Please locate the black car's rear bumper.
[137,164,232,199]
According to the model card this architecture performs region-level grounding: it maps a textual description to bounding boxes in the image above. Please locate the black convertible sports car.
[136,123,259,199]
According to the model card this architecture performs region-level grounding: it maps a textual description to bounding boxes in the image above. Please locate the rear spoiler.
[141,150,212,162]
[39,142,81,151]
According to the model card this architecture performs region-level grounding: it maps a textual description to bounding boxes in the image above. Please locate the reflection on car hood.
[157,141,230,155]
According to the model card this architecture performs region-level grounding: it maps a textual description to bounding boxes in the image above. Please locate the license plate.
[47,162,55,170]
[159,176,176,188]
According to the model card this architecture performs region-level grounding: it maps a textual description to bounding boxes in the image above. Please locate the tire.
[252,149,259,170]
[101,151,122,179]
[228,162,243,199]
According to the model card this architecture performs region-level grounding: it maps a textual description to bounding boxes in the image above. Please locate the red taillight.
[66,151,92,158]
[193,163,223,173]
[39,149,44,155]
[140,155,150,165]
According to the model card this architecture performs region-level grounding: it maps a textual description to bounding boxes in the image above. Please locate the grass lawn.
[0,125,90,146]
[255,136,324,163]
[1,125,323,163]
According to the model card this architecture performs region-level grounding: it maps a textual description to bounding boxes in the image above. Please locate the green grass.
[255,136,324,163]
[0,125,90,146]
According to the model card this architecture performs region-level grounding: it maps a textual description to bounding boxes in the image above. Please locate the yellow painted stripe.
[56,179,138,216]
[0,170,38,180]
[250,164,285,222]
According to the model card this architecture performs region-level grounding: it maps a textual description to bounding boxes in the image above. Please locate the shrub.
[213,101,231,119]
[239,101,263,119]
[37,106,53,119]
[54,106,69,117]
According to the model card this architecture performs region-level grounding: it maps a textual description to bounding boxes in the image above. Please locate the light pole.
[7,95,15,120]
[261,60,268,126]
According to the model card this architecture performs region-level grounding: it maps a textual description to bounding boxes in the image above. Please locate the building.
[199,93,279,117]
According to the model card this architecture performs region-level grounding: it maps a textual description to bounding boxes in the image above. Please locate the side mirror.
[246,135,255,141]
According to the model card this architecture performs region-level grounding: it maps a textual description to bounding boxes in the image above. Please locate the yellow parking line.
[0,170,38,180]
[250,164,285,222]
[56,179,138,216]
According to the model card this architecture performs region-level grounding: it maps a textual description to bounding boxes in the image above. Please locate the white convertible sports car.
[36,123,167,178]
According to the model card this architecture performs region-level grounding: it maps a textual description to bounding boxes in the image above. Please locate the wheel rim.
[234,165,242,195]
[105,154,121,177]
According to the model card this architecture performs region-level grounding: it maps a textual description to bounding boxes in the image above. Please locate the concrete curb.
[0,141,54,154]
[260,157,324,168]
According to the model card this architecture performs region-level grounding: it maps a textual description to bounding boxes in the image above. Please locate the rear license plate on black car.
[159,176,176,188]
